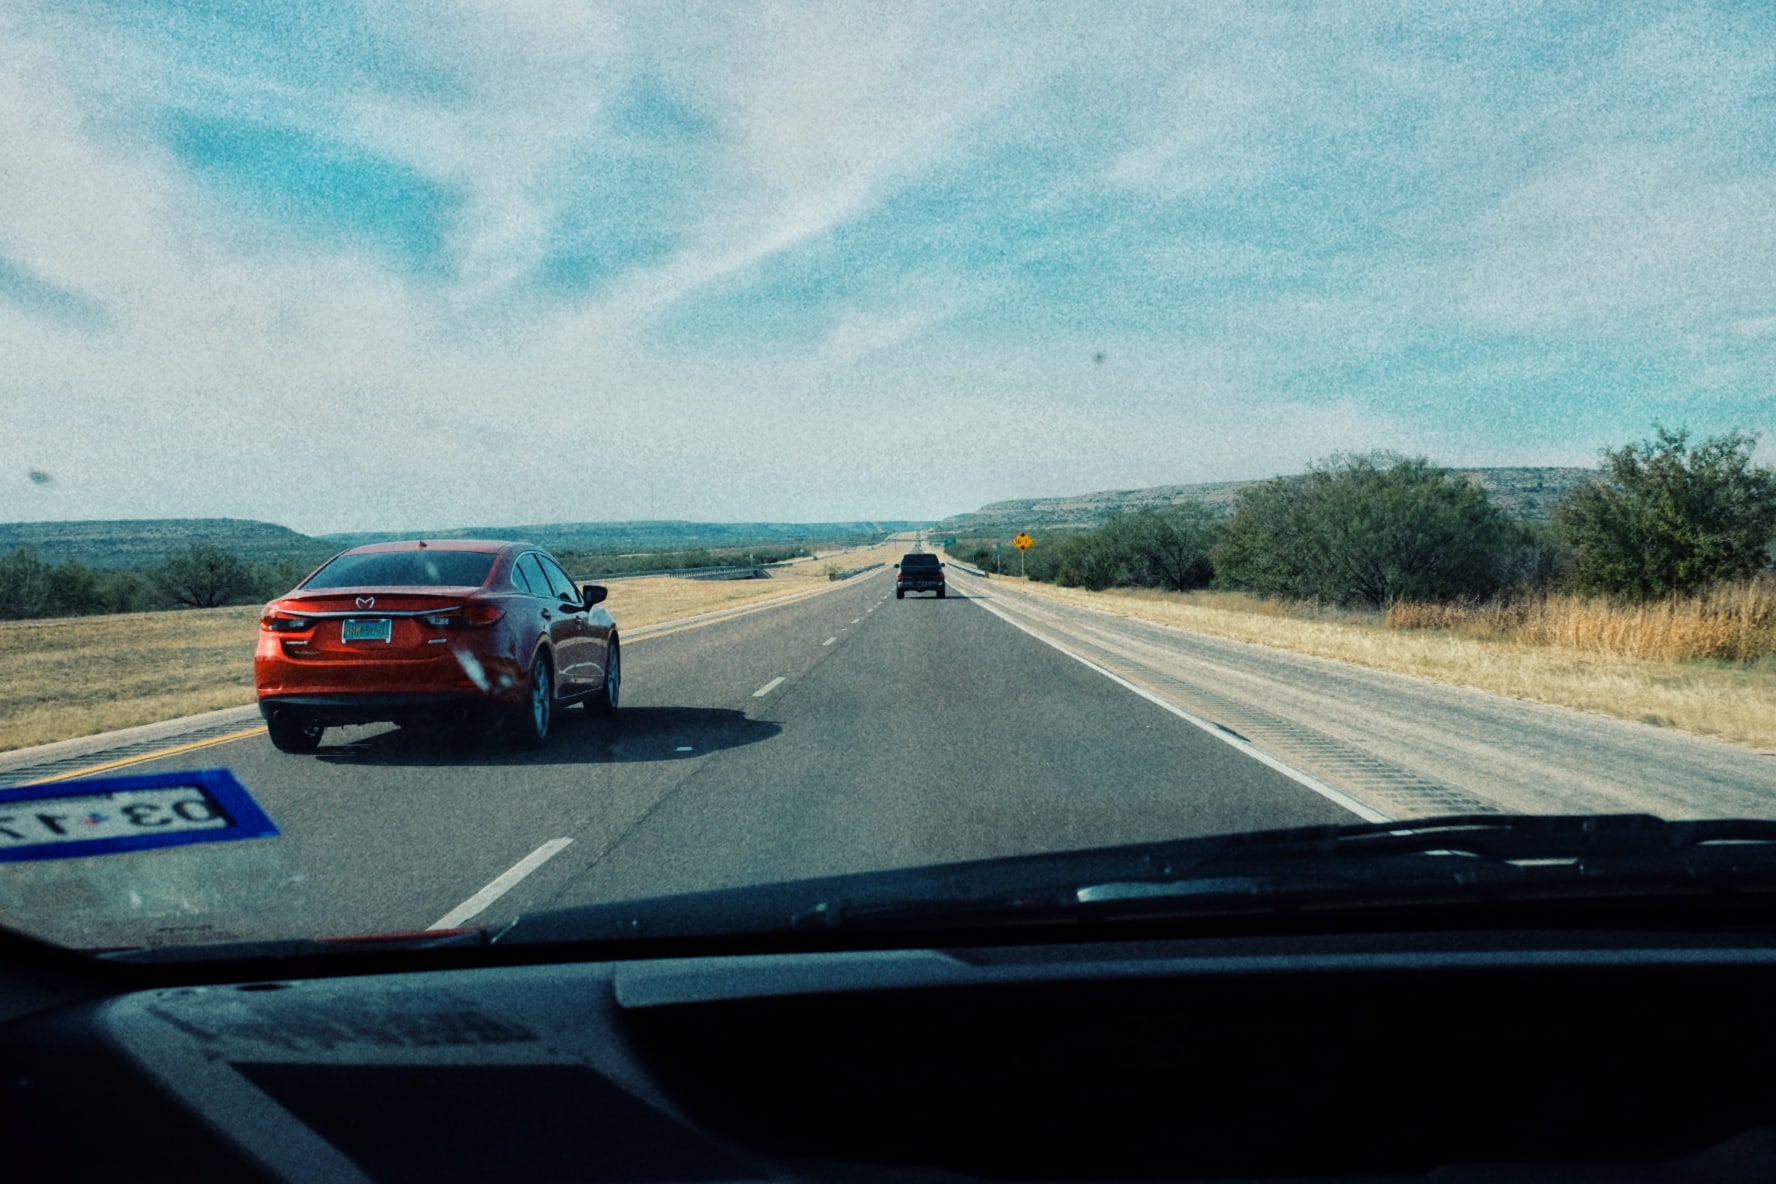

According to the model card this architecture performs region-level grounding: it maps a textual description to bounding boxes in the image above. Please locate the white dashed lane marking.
[823,637,837,646]
[753,676,786,697]
[428,838,573,931]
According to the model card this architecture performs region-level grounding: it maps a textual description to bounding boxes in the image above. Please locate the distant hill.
[0,517,927,569]
[936,467,1595,538]
[0,518,336,569]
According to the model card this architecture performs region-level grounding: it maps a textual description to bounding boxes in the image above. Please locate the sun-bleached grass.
[1385,580,1776,664]
[0,605,264,753]
[0,543,906,754]
[990,577,1776,753]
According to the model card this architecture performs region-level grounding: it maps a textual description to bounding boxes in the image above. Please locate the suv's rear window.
[304,550,497,589]
[901,554,940,567]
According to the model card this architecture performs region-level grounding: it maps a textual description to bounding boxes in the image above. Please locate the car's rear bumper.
[256,638,527,706]
[259,693,494,727]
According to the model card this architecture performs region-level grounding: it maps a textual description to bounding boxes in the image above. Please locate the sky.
[1,1,1773,534]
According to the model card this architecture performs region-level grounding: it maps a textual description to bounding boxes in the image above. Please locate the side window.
[538,555,580,602]
[512,553,548,597]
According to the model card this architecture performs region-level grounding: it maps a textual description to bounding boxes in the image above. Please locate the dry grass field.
[991,577,1776,753]
[1384,580,1776,665]
[1,606,265,753]
[0,543,904,754]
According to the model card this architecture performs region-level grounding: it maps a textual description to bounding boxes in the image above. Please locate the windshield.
[1,3,1773,956]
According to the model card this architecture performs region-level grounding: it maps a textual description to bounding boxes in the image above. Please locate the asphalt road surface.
[2,565,1770,950]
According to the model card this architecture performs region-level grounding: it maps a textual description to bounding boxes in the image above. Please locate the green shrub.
[1212,454,1522,608]
[0,547,49,619]
[1557,426,1776,598]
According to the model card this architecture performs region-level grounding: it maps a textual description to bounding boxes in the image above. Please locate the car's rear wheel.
[896,589,904,599]
[937,587,946,598]
[266,711,324,754]
[589,639,621,715]
[509,654,553,748]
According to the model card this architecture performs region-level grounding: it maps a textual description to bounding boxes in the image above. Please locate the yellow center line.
[19,726,268,787]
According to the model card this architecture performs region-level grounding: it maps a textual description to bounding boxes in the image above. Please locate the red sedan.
[255,540,619,752]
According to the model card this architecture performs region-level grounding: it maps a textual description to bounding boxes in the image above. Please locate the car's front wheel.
[266,710,324,754]
[509,654,553,748]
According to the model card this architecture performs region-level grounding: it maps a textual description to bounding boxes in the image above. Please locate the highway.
[2,562,1772,951]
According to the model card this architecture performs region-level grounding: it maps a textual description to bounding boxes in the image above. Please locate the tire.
[589,639,621,715]
[896,589,905,599]
[266,711,324,754]
[509,653,553,748]
[937,587,946,598]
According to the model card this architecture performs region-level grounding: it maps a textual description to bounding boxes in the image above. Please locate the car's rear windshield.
[902,554,940,567]
[303,550,497,589]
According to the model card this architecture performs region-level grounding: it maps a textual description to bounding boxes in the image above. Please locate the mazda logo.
[356,596,376,609]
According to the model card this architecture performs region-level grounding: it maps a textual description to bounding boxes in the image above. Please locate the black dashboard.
[8,922,1776,1182]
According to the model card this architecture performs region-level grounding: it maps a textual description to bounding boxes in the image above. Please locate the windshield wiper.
[501,814,1776,946]
[803,814,1776,931]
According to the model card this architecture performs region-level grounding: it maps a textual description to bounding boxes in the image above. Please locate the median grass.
[986,576,1776,753]
[0,543,906,754]
[0,606,264,753]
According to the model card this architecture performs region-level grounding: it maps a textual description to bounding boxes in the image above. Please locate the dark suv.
[895,552,946,599]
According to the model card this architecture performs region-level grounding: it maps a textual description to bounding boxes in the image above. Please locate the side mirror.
[580,584,609,607]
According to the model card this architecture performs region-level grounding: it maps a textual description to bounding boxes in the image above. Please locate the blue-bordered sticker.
[0,769,277,862]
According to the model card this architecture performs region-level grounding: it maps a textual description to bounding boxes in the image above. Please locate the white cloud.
[1456,144,1776,333]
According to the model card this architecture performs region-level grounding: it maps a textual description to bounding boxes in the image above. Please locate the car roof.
[342,539,526,555]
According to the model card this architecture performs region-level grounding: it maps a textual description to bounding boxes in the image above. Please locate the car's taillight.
[420,604,504,629]
[261,611,315,633]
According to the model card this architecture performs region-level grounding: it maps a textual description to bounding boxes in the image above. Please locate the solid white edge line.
[753,676,786,697]
[964,585,1394,825]
[428,837,574,930]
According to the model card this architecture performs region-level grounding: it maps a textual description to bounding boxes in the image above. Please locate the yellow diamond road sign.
[1013,532,1033,551]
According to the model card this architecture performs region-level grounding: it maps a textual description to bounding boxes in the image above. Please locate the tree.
[1557,427,1776,598]
[1212,454,1521,608]
[96,569,151,614]
[45,559,104,616]
[1125,504,1219,592]
[0,547,49,619]
[155,544,252,608]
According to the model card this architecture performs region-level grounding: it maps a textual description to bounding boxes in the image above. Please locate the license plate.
[0,769,279,863]
[341,617,392,643]
[0,786,229,852]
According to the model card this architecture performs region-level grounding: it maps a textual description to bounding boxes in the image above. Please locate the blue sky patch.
[93,0,458,100]
[167,114,460,272]
[0,257,107,330]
